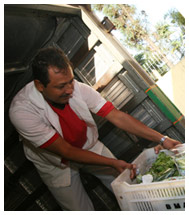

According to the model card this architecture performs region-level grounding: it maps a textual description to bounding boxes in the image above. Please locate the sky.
[93,0,186,26]
[92,0,186,57]
[1,0,187,23]
[123,0,186,22]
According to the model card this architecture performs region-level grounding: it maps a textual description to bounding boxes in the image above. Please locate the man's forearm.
[64,143,115,166]
[106,109,163,143]
[44,136,132,173]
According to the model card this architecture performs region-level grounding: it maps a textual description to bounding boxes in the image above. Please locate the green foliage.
[164,9,185,34]
[163,9,185,57]
[134,53,146,65]
[155,23,173,39]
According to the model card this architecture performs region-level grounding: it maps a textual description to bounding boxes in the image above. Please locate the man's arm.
[43,135,135,175]
[105,108,181,149]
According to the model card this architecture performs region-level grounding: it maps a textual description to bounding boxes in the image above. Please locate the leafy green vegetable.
[136,152,181,183]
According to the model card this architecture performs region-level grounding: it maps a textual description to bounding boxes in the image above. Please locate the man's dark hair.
[32,47,72,87]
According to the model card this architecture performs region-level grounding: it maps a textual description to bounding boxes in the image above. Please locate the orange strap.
[173,115,184,125]
[145,85,157,93]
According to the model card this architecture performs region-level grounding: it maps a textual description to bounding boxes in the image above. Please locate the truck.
[4,4,185,211]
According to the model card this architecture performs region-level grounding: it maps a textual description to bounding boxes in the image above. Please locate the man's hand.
[162,137,182,149]
[154,144,164,154]
[154,137,182,154]
[111,159,136,179]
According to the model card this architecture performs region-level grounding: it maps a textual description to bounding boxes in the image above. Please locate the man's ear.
[34,80,44,93]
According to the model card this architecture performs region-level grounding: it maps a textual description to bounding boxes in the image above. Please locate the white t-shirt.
[9,80,109,187]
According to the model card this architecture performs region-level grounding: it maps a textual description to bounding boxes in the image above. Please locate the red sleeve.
[96,101,115,117]
[39,132,59,149]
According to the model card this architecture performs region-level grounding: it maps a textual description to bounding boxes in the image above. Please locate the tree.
[92,4,185,80]
[164,9,185,35]
[163,9,185,58]
[92,4,174,69]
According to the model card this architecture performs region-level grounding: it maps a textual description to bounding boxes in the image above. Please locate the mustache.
[59,93,72,98]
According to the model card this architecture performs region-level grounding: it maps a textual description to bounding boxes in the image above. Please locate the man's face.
[40,66,74,104]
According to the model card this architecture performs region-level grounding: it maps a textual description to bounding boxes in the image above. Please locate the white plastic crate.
[111,148,185,211]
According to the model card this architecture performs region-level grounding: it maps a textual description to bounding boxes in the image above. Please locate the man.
[9,47,181,211]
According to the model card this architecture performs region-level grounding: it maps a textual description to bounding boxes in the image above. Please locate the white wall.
[157,57,185,115]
